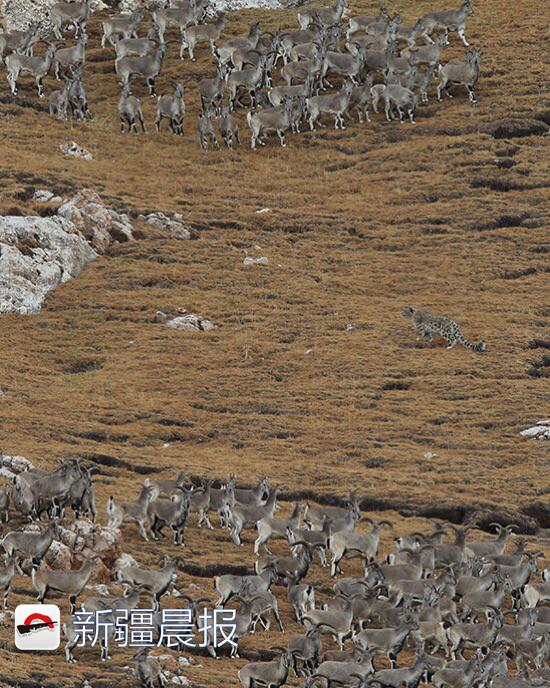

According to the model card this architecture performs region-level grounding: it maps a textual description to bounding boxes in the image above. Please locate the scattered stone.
[60,141,93,160]
[423,451,437,459]
[255,208,271,214]
[166,314,216,332]
[243,256,269,265]
[346,323,357,331]
[520,421,550,440]
[145,212,193,240]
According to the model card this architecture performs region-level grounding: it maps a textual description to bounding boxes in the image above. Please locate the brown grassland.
[0,0,549,684]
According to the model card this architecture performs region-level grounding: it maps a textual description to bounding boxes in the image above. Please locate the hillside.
[0,0,548,684]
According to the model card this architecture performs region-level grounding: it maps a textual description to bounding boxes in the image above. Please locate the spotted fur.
[401,307,485,352]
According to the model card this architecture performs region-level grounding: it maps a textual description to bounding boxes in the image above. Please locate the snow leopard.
[401,307,486,352]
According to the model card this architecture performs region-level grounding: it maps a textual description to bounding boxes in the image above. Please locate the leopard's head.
[400,306,416,318]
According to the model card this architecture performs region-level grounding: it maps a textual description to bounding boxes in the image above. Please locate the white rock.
[33,190,54,202]
[44,539,73,569]
[0,454,34,476]
[243,256,268,266]
[255,208,271,214]
[210,0,284,10]
[87,584,110,596]
[520,421,550,440]
[114,553,139,571]
[56,525,80,550]
[32,190,62,204]
[60,142,93,160]
[170,678,189,686]
[71,519,95,536]
[0,214,98,313]
[145,212,192,240]
[166,314,216,332]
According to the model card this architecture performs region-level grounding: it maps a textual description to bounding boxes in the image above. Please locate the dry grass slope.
[0,0,548,684]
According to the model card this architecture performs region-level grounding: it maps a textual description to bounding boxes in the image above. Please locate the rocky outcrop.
[116,0,286,12]
[0,0,107,37]
[1,0,290,30]
[0,215,97,314]
[20,519,121,581]
[57,189,134,251]
[0,190,134,313]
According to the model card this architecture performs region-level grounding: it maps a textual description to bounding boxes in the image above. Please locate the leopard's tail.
[458,332,486,352]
